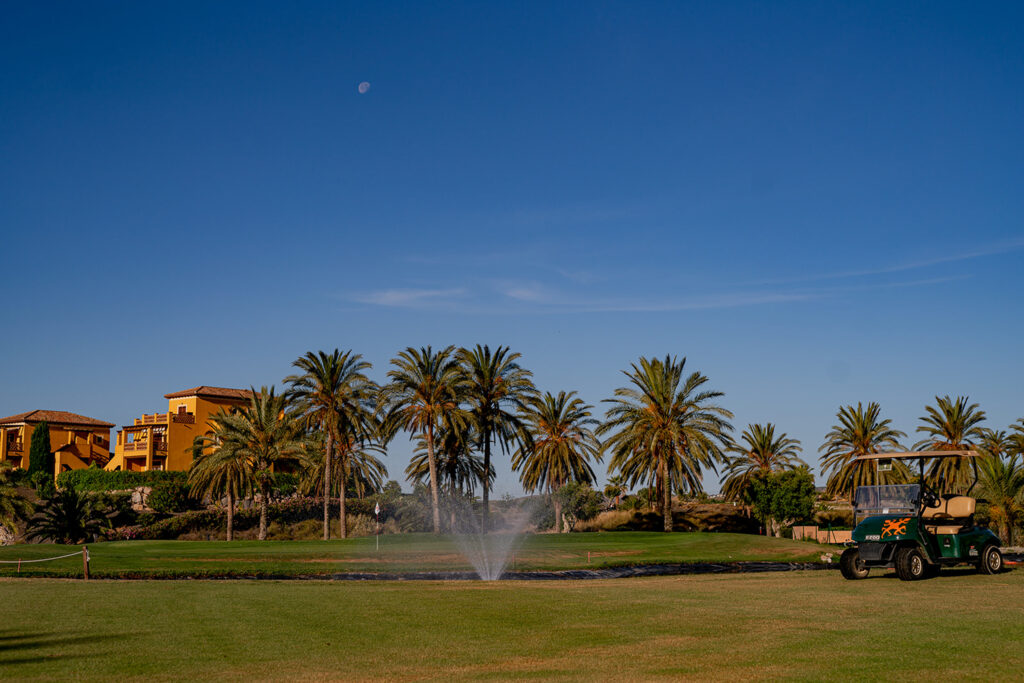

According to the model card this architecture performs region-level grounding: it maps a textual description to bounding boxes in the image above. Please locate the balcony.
[171,412,195,424]
[124,440,168,454]
[134,413,169,426]
[6,439,23,453]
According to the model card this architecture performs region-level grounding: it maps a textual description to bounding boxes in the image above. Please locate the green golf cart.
[839,450,1003,581]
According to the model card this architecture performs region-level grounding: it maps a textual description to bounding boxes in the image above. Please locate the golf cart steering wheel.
[920,488,941,509]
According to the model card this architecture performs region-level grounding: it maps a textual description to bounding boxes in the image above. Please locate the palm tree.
[27,488,107,544]
[300,432,389,534]
[380,346,470,533]
[406,424,493,532]
[188,415,252,542]
[0,462,31,537]
[721,423,805,502]
[977,453,1024,546]
[459,344,535,531]
[211,387,305,540]
[819,402,907,500]
[1010,419,1024,456]
[914,395,987,493]
[512,391,601,533]
[599,356,733,532]
[285,350,377,540]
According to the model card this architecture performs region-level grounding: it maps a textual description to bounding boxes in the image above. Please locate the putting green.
[0,532,837,578]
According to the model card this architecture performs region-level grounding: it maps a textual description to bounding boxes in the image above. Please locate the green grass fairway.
[0,532,836,578]
[1,570,1021,680]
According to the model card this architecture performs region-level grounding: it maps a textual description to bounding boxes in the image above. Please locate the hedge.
[57,468,187,492]
[58,468,299,495]
[129,497,378,540]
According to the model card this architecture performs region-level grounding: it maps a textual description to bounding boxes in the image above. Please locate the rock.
[0,524,14,546]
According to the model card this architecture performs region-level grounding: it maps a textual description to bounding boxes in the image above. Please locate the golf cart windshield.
[854,484,921,519]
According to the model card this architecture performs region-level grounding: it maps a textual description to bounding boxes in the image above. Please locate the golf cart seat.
[922,496,975,534]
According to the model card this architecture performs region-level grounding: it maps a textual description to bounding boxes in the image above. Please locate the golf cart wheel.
[839,547,869,580]
[978,544,1003,575]
[895,547,927,581]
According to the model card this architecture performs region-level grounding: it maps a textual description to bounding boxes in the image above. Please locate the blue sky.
[2,2,1022,495]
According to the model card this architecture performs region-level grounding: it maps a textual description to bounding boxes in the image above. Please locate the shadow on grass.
[0,631,116,666]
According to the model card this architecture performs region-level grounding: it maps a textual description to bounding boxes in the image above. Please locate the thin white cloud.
[352,288,467,307]
[749,236,1024,287]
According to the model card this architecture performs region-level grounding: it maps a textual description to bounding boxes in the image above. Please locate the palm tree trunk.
[226,486,234,542]
[338,455,348,539]
[323,432,333,541]
[425,423,442,534]
[482,429,491,533]
[553,493,562,533]
[661,454,673,533]
[258,480,269,541]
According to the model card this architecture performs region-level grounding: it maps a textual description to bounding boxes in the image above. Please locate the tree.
[1011,419,1024,453]
[0,462,32,537]
[603,474,626,507]
[189,419,252,542]
[746,467,816,537]
[27,488,108,544]
[720,423,804,502]
[406,423,492,532]
[285,349,377,540]
[914,395,987,493]
[512,391,601,533]
[459,344,535,531]
[380,346,469,534]
[299,432,389,533]
[27,420,52,479]
[819,402,907,500]
[599,356,733,532]
[206,387,305,540]
[977,452,1024,546]
[554,481,603,531]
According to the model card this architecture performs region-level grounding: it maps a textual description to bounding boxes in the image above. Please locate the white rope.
[0,550,83,564]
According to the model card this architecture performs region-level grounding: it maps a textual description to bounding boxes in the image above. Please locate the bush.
[57,468,187,493]
[555,482,603,531]
[30,471,56,499]
[147,480,194,514]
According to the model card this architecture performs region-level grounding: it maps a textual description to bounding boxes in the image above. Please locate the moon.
[358,81,371,94]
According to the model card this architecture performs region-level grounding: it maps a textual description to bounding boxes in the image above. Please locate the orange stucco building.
[0,410,114,477]
[105,386,252,473]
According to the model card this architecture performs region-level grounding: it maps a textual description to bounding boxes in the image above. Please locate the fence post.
[82,546,90,580]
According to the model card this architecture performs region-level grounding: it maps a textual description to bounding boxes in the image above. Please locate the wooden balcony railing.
[171,413,195,424]
[134,413,169,426]
[6,439,23,453]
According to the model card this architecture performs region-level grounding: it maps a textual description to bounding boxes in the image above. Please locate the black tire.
[895,546,927,581]
[840,547,869,580]
[978,544,1003,575]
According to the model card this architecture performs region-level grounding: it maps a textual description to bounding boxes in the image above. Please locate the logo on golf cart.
[880,517,910,538]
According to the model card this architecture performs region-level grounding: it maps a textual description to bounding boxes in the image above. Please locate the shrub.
[57,468,187,493]
[530,496,555,531]
[147,480,194,514]
[30,471,56,499]
[27,489,108,544]
[555,482,603,531]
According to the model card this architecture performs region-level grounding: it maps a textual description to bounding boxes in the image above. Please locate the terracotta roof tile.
[163,386,254,400]
[0,410,114,428]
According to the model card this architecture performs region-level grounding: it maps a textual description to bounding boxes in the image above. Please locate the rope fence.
[0,546,90,578]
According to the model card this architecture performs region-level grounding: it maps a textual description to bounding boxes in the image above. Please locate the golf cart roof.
[854,450,981,461]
